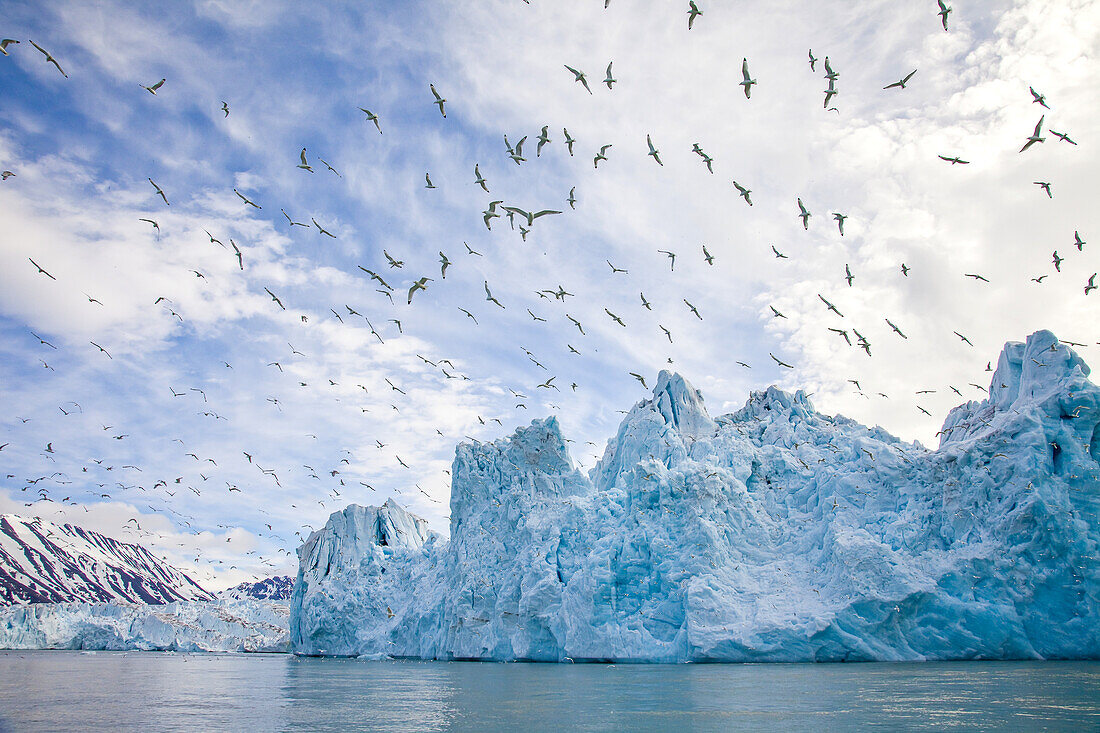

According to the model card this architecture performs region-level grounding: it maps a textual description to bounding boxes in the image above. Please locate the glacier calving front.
[291,331,1100,661]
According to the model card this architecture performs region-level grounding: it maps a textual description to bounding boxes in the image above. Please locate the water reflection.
[1,653,1098,732]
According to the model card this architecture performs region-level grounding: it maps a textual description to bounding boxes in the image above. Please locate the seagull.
[1029,86,1049,109]
[408,277,432,304]
[264,287,285,310]
[829,327,851,345]
[429,84,446,117]
[483,200,504,229]
[438,252,451,279]
[567,187,576,210]
[684,299,702,320]
[769,352,794,369]
[318,158,340,177]
[140,78,165,95]
[832,212,847,236]
[937,0,951,31]
[220,101,229,117]
[770,305,786,319]
[148,178,169,205]
[0,39,19,55]
[1034,181,1052,198]
[843,264,854,287]
[564,65,592,94]
[605,308,626,327]
[89,341,112,359]
[473,164,489,193]
[658,250,676,271]
[1019,116,1045,152]
[458,307,478,325]
[501,206,561,227]
[537,126,551,156]
[901,263,910,277]
[885,318,907,339]
[687,1,703,29]
[606,260,627,274]
[594,144,612,169]
[312,218,336,238]
[1031,275,1048,283]
[953,331,972,346]
[1087,274,1097,295]
[883,70,917,90]
[28,258,56,280]
[938,154,970,165]
[233,188,261,209]
[1,170,14,180]
[640,293,652,310]
[138,218,159,233]
[484,281,505,309]
[702,245,714,265]
[29,40,67,77]
[297,148,313,173]
[464,242,482,256]
[646,134,663,166]
[1050,129,1077,145]
[732,181,752,206]
[563,128,576,156]
[659,325,672,343]
[358,108,382,133]
[797,198,811,229]
[604,62,616,89]
[1074,231,1086,251]
[771,245,787,259]
[964,273,990,283]
[739,58,757,98]
[1053,251,1063,271]
[823,82,838,109]
[567,315,585,335]
[818,294,843,317]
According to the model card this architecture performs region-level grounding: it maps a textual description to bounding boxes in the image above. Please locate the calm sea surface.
[0,652,1098,732]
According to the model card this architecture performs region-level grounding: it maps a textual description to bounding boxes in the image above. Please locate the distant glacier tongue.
[290,331,1100,662]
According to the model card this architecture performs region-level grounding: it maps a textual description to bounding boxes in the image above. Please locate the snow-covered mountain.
[290,330,1100,661]
[0,515,213,605]
[221,576,294,602]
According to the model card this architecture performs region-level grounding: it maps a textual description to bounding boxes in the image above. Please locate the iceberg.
[290,331,1100,661]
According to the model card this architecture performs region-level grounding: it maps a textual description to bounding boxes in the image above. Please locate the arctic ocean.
[1,652,1099,732]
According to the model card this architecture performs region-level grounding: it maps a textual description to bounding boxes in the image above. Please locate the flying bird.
[220,101,229,117]
[769,352,794,369]
[484,281,505,309]
[358,108,382,133]
[844,264,854,286]
[818,294,843,317]
[883,69,917,90]
[564,65,592,94]
[233,188,261,208]
[1074,231,1086,251]
[646,134,663,166]
[1034,181,1052,198]
[594,144,612,169]
[797,198,811,229]
[740,58,756,98]
[140,78,165,95]
[687,1,703,29]
[28,258,56,280]
[1053,251,1063,271]
[885,318,907,339]
[1029,86,1049,109]
[28,40,67,77]
[474,164,489,192]
[832,212,847,236]
[732,181,752,206]
[148,178,169,205]
[1050,129,1076,145]
[563,128,576,156]
[297,148,313,173]
[407,277,432,304]
[604,62,616,89]
[808,49,817,72]
[938,154,970,165]
[264,287,285,310]
[429,84,446,117]
[1019,116,1045,152]
[937,0,951,31]
[1086,274,1097,295]
[0,39,19,55]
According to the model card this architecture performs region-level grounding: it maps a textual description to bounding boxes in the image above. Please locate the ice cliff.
[0,598,288,652]
[291,331,1100,662]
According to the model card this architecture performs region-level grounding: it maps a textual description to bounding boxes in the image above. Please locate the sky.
[0,0,1097,590]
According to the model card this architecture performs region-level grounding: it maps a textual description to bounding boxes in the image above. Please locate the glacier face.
[0,598,288,652]
[291,331,1100,662]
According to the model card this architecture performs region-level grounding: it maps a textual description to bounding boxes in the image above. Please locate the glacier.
[0,598,288,652]
[290,330,1100,662]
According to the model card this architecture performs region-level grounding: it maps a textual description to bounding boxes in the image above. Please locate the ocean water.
[0,653,1098,732]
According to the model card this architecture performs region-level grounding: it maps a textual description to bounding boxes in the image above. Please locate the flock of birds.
[0,1,1089,583]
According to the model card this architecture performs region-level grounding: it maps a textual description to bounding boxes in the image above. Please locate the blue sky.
[1,0,1097,589]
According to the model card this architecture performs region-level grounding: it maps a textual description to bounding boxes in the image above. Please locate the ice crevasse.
[290,330,1100,661]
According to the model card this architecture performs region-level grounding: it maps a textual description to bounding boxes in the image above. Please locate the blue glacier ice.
[290,331,1100,661]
